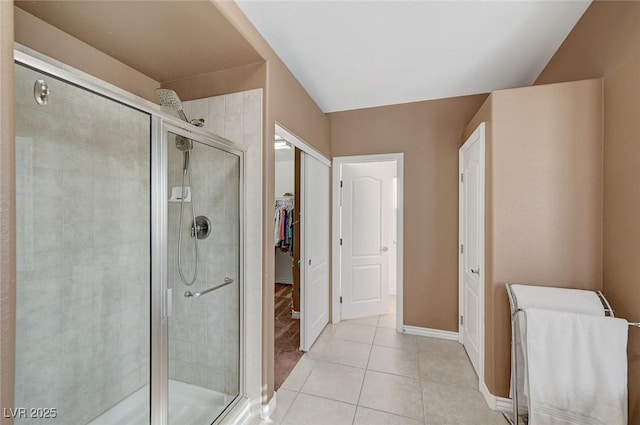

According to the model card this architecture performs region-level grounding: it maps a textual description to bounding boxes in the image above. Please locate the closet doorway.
[274,135,301,390]
[273,124,331,390]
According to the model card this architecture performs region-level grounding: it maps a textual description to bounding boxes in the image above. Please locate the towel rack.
[503,284,631,425]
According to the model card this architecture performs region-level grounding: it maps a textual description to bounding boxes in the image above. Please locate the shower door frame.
[13,49,248,425]
[152,120,247,425]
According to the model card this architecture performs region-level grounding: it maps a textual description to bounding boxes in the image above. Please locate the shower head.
[175,135,193,152]
[175,135,193,173]
[155,88,188,122]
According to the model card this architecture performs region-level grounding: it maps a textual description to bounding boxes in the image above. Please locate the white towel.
[509,284,607,412]
[511,284,605,316]
[524,308,628,425]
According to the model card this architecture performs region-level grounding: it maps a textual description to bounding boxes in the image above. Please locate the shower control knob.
[192,216,212,240]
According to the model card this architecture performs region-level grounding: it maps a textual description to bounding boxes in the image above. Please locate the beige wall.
[161,62,266,102]
[603,55,640,424]
[0,1,16,424]
[464,79,604,397]
[535,1,640,87]
[535,2,640,422]
[14,7,159,102]
[329,94,488,331]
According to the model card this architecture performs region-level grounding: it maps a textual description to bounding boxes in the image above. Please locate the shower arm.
[177,110,188,122]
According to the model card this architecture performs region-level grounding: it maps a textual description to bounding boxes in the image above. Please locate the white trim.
[291,311,300,319]
[260,392,277,420]
[274,277,293,285]
[275,123,331,167]
[331,153,404,333]
[388,289,397,295]
[480,382,513,412]
[403,325,458,341]
[458,122,486,397]
[299,153,307,351]
[331,161,340,325]
[224,398,252,425]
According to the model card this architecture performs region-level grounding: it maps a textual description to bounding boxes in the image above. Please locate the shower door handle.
[184,277,234,298]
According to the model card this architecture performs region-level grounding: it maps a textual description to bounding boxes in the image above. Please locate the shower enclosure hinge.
[460,173,464,183]
[340,180,343,188]
[340,238,343,246]
[340,296,343,304]
[460,244,464,254]
[460,315,464,325]
[308,259,312,266]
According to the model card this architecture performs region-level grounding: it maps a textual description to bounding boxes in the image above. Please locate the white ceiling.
[236,0,590,113]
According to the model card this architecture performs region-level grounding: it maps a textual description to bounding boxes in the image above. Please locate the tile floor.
[246,308,508,425]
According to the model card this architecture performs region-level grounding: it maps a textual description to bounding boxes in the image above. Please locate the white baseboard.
[226,398,251,425]
[480,381,512,412]
[275,278,293,285]
[291,310,300,319]
[402,325,458,341]
[260,392,277,420]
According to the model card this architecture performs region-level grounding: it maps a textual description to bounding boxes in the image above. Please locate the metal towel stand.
[502,284,637,425]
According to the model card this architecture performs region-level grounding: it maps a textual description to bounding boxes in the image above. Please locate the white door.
[340,162,395,320]
[301,153,330,351]
[459,123,485,377]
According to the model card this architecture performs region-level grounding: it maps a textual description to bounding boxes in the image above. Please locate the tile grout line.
[418,343,428,425]
[359,405,427,424]
[276,389,301,425]
[352,322,378,424]
[289,391,359,408]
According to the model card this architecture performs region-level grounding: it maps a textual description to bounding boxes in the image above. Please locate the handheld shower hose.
[155,88,201,286]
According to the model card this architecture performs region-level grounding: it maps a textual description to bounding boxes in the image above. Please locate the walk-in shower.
[13,59,243,425]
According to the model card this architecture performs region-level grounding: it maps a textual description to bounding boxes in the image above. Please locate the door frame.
[331,153,404,333]
[458,122,485,390]
[275,123,331,352]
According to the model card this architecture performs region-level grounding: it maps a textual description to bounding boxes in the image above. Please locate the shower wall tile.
[223,92,244,144]
[243,90,262,147]
[207,97,226,136]
[14,64,151,425]
[190,98,207,124]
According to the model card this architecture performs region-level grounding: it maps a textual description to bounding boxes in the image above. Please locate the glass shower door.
[165,131,241,425]
[14,62,151,425]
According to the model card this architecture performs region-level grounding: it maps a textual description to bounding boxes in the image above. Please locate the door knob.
[470,268,480,275]
[382,246,389,252]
